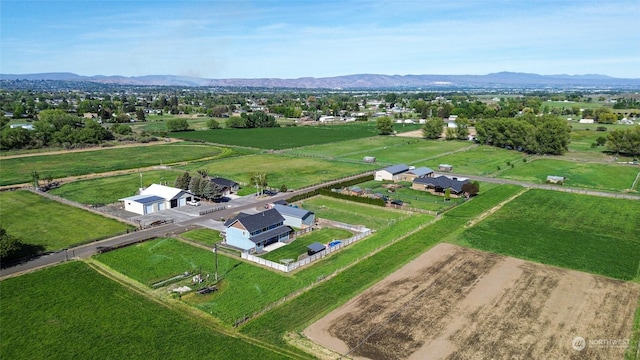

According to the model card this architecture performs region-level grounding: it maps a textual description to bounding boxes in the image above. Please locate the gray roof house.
[412,175,471,197]
[397,167,435,182]
[224,209,292,253]
[273,204,315,229]
[210,177,240,196]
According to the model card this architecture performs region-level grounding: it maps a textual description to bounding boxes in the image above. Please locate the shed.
[439,164,454,172]
[363,156,376,163]
[546,175,565,184]
[307,242,326,256]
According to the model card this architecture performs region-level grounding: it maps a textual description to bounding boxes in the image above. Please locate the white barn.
[375,164,410,181]
[119,184,194,215]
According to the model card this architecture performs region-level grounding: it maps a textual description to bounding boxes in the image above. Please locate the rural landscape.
[1,81,639,360]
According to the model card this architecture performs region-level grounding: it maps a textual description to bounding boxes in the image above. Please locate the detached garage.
[119,184,193,215]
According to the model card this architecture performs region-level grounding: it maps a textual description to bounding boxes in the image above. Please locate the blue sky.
[1,0,639,78]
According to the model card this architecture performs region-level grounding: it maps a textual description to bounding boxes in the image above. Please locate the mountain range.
[2,72,639,89]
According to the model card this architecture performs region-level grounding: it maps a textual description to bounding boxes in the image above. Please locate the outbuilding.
[307,242,326,256]
[119,184,194,215]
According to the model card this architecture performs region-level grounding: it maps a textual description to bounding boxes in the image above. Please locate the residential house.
[375,164,410,181]
[412,175,470,198]
[273,204,315,229]
[397,167,434,182]
[210,177,240,196]
[224,209,292,253]
[119,184,194,215]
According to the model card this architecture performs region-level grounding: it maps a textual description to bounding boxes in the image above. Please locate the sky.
[1,0,639,79]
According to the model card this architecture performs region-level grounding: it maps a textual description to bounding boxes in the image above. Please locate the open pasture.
[178,154,377,195]
[0,261,288,360]
[417,145,527,176]
[261,228,353,263]
[95,238,305,324]
[286,136,470,165]
[0,142,224,186]
[456,189,640,281]
[0,190,132,253]
[500,158,639,192]
[48,169,181,205]
[305,243,639,360]
[296,196,411,230]
[169,122,385,149]
[355,179,468,212]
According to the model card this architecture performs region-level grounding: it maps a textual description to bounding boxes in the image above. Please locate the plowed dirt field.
[304,243,639,360]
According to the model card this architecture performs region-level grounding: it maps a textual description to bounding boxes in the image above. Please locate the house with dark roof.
[375,164,410,181]
[273,204,315,229]
[397,167,434,182]
[119,184,194,215]
[224,209,292,253]
[210,177,240,196]
[412,175,471,198]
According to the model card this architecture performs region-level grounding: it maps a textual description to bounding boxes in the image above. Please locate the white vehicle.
[187,200,201,206]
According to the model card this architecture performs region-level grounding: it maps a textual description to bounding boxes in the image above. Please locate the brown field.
[304,243,639,360]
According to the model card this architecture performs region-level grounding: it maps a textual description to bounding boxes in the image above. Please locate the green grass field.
[0,142,226,186]
[177,154,377,195]
[48,169,182,205]
[0,190,133,253]
[261,228,353,262]
[500,158,639,191]
[0,261,289,360]
[454,189,640,281]
[297,196,411,229]
[417,145,528,176]
[180,228,221,247]
[169,122,389,149]
[286,136,471,165]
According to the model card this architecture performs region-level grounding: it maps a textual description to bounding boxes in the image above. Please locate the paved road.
[2,170,637,280]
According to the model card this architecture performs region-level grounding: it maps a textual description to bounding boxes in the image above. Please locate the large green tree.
[376,116,394,135]
[0,227,23,259]
[166,118,189,132]
[422,118,443,139]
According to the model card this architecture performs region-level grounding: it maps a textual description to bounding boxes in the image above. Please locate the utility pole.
[214,243,219,281]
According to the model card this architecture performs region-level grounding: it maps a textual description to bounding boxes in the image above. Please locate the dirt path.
[305,243,640,360]
[0,138,182,160]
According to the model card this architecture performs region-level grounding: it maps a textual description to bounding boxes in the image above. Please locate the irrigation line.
[631,170,640,192]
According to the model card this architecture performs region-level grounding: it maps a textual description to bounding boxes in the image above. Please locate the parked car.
[187,200,201,206]
[390,199,403,206]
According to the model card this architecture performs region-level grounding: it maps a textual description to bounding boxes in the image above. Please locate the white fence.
[240,227,373,273]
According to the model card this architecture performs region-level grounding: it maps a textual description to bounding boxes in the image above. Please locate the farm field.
[0,261,290,360]
[455,189,640,281]
[95,238,306,324]
[305,243,639,360]
[48,169,182,205]
[261,228,353,263]
[169,122,406,149]
[286,136,471,165]
[499,158,639,192]
[0,142,226,186]
[0,190,133,254]
[296,196,412,229]
[177,154,377,195]
[416,145,528,176]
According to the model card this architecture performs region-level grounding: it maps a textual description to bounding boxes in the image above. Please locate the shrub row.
[287,173,375,203]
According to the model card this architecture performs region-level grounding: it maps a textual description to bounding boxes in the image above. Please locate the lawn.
[500,158,639,192]
[261,228,353,263]
[454,189,640,281]
[0,142,227,186]
[285,136,471,165]
[417,145,528,176]
[0,190,133,254]
[168,122,386,149]
[177,154,377,195]
[48,169,182,205]
[0,261,290,360]
[95,238,306,324]
[354,179,468,212]
[180,228,221,247]
[296,196,410,229]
